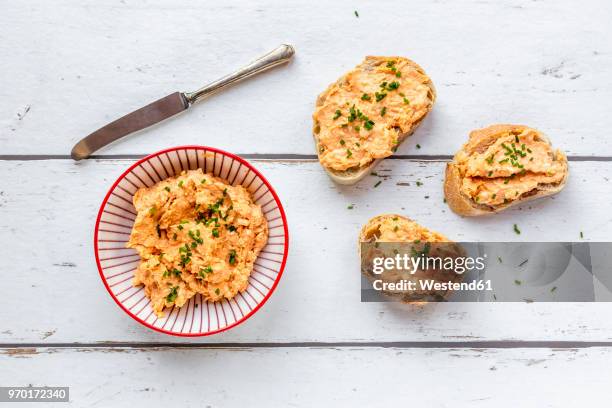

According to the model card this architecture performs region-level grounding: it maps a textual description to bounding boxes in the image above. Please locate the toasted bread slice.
[359,214,449,244]
[313,56,436,185]
[444,124,568,216]
[358,214,463,302]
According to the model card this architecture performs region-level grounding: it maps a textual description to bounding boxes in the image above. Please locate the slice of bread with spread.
[444,124,568,216]
[359,214,449,244]
[359,214,463,303]
[313,56,436,184]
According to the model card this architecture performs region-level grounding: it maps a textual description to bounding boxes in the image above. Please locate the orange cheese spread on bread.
[313,56,435,171]
[455,126,567,206]
[361,215,448,243]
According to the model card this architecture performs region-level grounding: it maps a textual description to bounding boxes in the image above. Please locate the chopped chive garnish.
[374,180,382,188]
[166,286,178,303]
[333,109,342,120]
[513,224,521,235]
[387,81,400,90]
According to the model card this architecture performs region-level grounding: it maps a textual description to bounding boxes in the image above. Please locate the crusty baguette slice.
[358,214,449,244]
[358,214,463,303]
[313,56,436,185]
[444,124,568,216]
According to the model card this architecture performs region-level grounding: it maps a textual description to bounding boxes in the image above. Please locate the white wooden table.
[2,0,612,406]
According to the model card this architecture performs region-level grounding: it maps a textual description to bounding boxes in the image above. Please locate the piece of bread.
[358,214,464,303]
[313,56,436,185]
[444,124,568,216]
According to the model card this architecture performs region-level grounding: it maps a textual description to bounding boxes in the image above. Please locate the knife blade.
[71,92,188,160]
[71,44,295,160]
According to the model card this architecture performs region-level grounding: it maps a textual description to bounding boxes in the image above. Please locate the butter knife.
[71,44,295,160]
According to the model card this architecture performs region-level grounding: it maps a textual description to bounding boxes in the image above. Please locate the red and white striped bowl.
[94,146,289,336]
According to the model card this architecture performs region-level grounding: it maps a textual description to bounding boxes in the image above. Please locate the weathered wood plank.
[1,346,610,406]
[0,159,611,342]
[1,0,610,156]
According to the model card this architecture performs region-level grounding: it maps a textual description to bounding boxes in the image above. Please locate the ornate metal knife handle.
[183,44,295,105]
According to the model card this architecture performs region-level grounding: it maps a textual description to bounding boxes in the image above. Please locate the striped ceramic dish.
[94,146,289,336]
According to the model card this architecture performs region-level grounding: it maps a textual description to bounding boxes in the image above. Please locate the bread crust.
[314,56,436,185]
[444,124,568,216]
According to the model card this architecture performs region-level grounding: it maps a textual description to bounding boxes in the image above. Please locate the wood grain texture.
[2,346,611,407]
[1,159,611,343]
[1,0,611,156]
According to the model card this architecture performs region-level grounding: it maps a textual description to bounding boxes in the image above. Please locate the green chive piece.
[166,286,178,303]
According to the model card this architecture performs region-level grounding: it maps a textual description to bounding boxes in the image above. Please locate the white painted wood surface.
[2,346,611,407]
[1,159,611,343]
[2,0,612,405]
[1,0,611,156]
